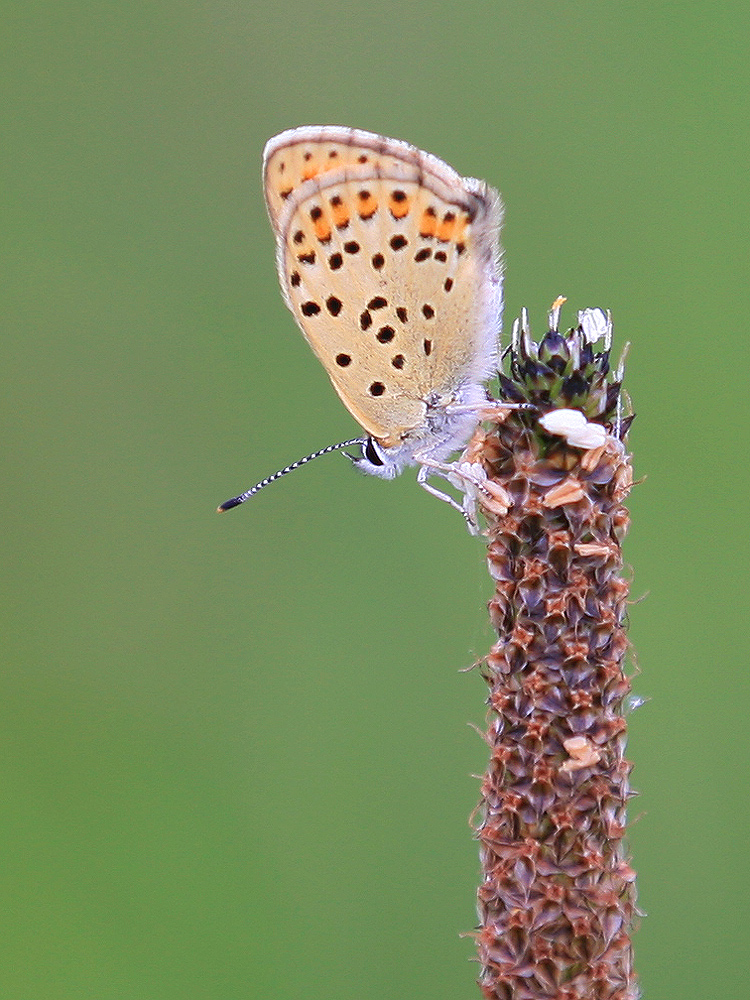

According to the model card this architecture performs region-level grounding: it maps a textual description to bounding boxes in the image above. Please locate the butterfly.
[219,126,504,519]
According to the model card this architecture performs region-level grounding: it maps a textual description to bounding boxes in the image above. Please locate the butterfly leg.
[416,463,467,514]
[416,459,491,534]
[417,455,512,534]
[445,400,530,421]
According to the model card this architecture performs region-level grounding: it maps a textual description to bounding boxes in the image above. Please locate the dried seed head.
[472,303,638,1000]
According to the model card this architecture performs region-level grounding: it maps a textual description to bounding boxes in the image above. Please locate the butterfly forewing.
[263,127,503,447]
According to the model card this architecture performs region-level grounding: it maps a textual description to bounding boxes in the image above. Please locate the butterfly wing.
[263,126,503,448]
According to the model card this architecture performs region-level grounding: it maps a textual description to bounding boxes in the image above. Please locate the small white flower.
[560,735,601,772]
[577,308,610,345]
[539,408,607,450]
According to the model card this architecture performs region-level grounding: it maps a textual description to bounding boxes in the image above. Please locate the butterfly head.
[346,436,407,480]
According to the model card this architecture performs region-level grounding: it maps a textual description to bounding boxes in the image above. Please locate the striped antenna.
[217,438,365,512]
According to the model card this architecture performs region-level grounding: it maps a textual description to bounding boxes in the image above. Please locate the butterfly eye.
[364,438,385,466]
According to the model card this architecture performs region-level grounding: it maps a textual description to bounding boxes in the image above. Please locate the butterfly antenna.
[217,438,365,512]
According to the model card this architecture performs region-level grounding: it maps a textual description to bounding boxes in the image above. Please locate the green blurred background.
[3,2,748,997]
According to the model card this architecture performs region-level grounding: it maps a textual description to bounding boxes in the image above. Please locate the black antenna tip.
[217,496,243,513]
